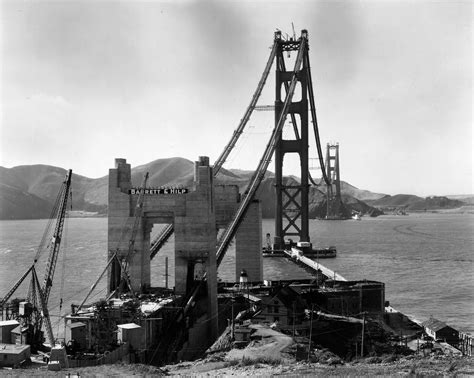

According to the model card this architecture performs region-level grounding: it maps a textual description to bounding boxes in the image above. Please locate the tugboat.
[263,237,336,258]
[290,241,337,258]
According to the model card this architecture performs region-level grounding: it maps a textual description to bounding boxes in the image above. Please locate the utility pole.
[231,295,235,340]
[164,256,169,289]
[361,311,366,358]
[307,304,314,361]
[292,302,296,338]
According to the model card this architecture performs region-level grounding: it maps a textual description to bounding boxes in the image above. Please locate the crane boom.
[126,172,149,262]
[32,266,55,347]
[42,169,72,303]
[0,265,34,308]
[115,172,149,296]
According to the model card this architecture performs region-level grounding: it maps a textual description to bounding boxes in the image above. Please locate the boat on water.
[263,241,337,258]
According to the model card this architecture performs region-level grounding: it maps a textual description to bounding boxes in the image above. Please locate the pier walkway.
[282,250,347,281]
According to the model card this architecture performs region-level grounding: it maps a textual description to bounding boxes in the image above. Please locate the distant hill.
[309,178,386,202]
[0,165,107,219]
[0,183,53,219]
[367,194,424,207]
[445,195,474,205]
[1,158,469,219]
[366,194,467,211]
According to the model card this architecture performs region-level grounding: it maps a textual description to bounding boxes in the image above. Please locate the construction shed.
[117,323,144,350]
[422,317,459,345]
[0,320,19,344]
[0,343,31,367]
[65,321,87,350]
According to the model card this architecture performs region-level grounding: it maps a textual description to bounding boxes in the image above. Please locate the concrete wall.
[108,158,175,292]
[107,156,264,340]
[108,158,150,292]
[214,185,239,227]
[235,200,263,282]
[174,157,218,339]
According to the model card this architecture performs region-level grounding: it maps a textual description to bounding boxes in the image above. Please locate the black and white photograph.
[0,0,472,375]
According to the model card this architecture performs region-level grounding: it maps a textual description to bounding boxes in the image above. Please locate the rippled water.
[0,213,472,335]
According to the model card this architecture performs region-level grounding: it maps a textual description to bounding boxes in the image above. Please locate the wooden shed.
[422,317,459,346]
[117,323,144,350]
[0,320,19,344]
[0,343,31,367]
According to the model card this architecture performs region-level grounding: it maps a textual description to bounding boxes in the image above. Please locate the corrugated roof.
[422,317,448,332]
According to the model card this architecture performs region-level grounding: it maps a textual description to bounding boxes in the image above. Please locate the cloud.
[29,93,73,108]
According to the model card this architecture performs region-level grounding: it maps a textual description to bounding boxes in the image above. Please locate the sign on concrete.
[128,188,189,195]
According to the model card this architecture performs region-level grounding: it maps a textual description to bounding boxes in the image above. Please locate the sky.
[0,0,472,197]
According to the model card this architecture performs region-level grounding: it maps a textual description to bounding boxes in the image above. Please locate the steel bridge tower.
[274,33,310,249]
[325,143,343,219]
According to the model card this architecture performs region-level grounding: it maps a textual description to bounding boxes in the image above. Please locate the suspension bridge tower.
[325,143,343,219]
[274,31,310,249]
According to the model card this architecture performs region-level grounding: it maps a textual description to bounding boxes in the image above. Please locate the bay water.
[0,213,472,336]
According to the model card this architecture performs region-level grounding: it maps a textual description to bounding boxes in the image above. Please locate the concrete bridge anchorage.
[107,156,263,338]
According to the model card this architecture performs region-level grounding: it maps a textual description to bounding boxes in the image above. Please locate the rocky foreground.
[10,355,474,377]
[7,324,473,377]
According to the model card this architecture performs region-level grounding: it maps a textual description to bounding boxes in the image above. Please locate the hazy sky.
[1,0,472,196]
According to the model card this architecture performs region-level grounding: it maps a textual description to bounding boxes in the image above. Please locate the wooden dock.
[282,250,347,281]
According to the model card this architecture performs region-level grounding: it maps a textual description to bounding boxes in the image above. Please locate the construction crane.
[0,169,72,349]
[75,172,149,312]
[107,172,150,299]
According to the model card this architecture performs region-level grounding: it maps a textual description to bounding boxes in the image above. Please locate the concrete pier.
[282,250,347,281]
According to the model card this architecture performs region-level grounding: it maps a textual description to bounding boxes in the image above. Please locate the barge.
[263,241,337,258]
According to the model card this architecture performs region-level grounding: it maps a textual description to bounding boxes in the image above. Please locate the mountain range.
[0,158,470,220]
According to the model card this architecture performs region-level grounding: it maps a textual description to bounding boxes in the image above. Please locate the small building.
[255,286,306,327]
[117,323,144,350]
[422,317,459,346]
[0,320,19,344]
[310,280,385,315]
[10,326,29,345]
[0,343,31,367]
[65,322,87,351]
[234,326,252,342]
